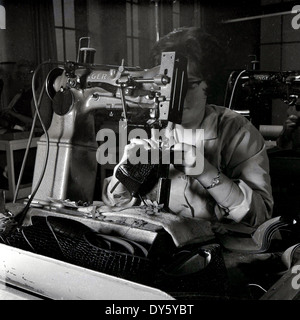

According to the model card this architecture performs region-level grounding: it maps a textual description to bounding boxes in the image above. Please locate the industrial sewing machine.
[225,69,300,129]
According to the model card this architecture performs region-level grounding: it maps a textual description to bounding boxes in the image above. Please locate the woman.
[101,27,273,246]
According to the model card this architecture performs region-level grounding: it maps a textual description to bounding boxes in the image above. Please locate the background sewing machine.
[225,68,300,127]
[225,68,300,219]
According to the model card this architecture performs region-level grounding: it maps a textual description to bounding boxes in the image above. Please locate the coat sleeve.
[215,122,274,227]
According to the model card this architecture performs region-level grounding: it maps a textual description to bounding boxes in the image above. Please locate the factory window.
[53,0,77,62]
[126,0,140,67]
[125,0,183,68]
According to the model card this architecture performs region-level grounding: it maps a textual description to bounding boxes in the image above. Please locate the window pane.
[173,1,180,29]
[64,0,75,28]
[133,38,139,66]
[260,16,281,44]
[173,13,180,29]
[132,4,139,37]
[65,29,76,61]
[126,2,132,36]
[282,43,300,70]
[173,1,180,13]
[127,38,133,66]
[260,44,281,70]
[55,28,64,61]
[53,0,63,26]
[282,14,300,42]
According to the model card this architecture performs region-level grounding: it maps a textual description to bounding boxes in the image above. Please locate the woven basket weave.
[2,215,156,285]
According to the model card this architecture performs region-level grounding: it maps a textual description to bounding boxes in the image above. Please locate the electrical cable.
[247,283,267,293]
[13,82,45,203]
[13,60,64,227]
[227,69,247,109]
[223,74,231,108]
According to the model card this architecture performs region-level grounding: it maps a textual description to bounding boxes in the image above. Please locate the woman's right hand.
[109,138,158,197]
[115,138,158,173]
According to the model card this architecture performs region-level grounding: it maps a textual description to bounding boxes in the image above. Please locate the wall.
[199,1,261,105]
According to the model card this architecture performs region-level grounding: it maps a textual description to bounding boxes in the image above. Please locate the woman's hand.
[116,138,159,170]
[109,138,159,198]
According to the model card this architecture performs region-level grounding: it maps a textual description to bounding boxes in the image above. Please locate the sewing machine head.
[46,41,188,127]
[225,70,300,109]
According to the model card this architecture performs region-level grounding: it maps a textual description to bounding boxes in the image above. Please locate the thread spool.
[259,125,283,140]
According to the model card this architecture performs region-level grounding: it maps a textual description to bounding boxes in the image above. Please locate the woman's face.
[181,63,207,128]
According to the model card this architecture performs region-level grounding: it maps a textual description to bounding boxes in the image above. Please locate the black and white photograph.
[0,0,300,305]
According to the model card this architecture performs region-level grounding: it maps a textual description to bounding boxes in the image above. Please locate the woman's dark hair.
[150,27,227,103]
